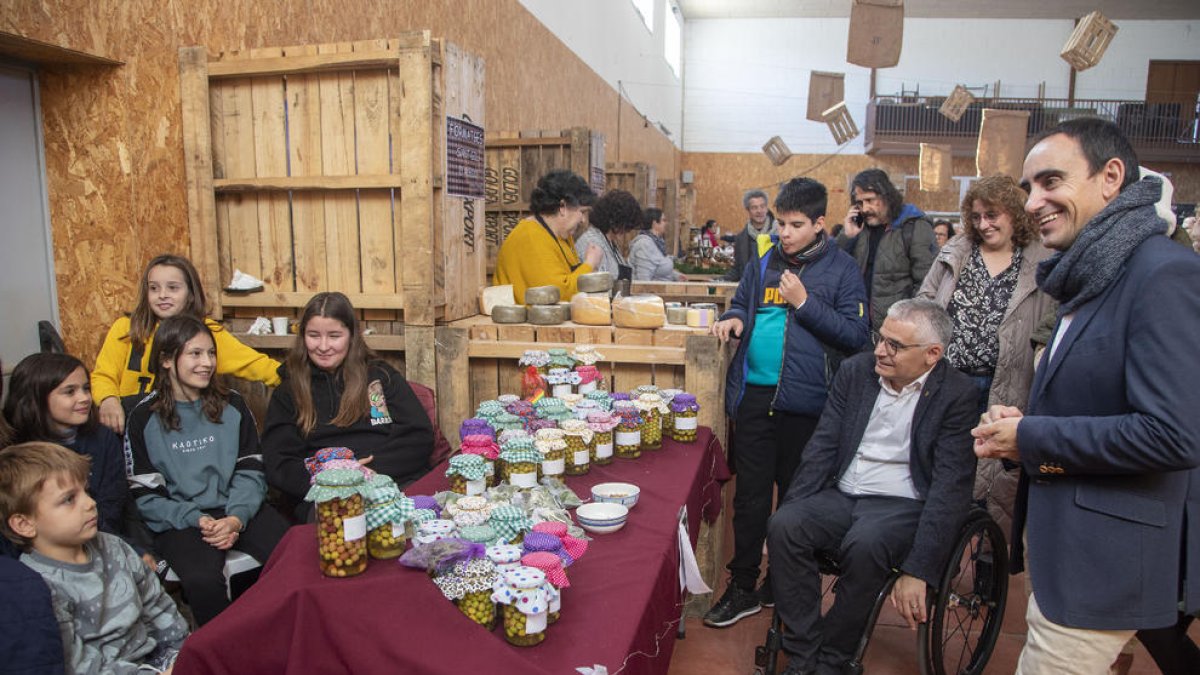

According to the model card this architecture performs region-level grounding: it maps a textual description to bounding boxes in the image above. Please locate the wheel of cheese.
[554,302,573,323]
[524,286,561,305]
[577,272,613,293]
[491,305,527,324]
[666,306,688,325]
[571,293,612,325]
[528,305,563,325]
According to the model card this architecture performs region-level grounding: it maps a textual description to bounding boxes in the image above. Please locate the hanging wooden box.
[847,0,904,68]
[179,33,487,326]
[1061,11,1119,71]
[939,85,976,123]
[606,161,658,207]
[977,109,1031,179]
[484,127,605,265]
[762,136,792,166]
[920,143,954,192]
[807,71,846,123]
[822,103,860,145]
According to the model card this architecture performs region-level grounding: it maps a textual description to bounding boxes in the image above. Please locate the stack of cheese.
[524,286,569,325]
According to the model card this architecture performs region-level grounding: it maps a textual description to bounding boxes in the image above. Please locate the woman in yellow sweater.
[494,169,603,303]
[92,254,281,434]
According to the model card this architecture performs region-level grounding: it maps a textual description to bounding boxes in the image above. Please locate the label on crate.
[616,431,641,446]
[542,458,565,476]
[511,471,537,489]
[675,416,698,431]
[446,116,485,199]
[525,610,548,635]
[467,478,486,496]
[343,514,367,542]
[595,442,614,459]
[574,450,590,466]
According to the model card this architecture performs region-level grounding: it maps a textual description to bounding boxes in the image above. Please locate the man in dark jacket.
[767,299,978,675]
[704,178,868,628]
[723,189,777,282]
[838,169,937,331]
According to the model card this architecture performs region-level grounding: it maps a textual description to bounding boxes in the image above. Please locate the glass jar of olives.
[493,567,550,647]
[636,393,664,451]
[521,551,567,624]
[488,504,533,546]
[446,454,488,496]
[614,404,643,459]
[559,419,593,476]
[433,557,499,630]
[534,438,567,480]
[499,443,539,487]
[305,468,371,577]
[587,411,618,466]
[363,474,413,560]
[671,393,700,443]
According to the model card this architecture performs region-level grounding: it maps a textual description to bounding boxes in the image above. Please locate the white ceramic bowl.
[576,502,629,534]
[591,482,641,509]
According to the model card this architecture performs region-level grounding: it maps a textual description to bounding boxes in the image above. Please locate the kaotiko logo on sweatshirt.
[172,435,217,453]
[368,380,393,426]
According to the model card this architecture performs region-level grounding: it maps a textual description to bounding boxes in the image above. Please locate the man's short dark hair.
[529,169,597,215]
[589,189,643,234]
[1032,117,1140,191]
[774,177,827,221]
[643,207,663,230]
[850,168,903,223]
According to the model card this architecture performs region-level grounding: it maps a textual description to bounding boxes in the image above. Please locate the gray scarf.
[1037,177,1166,317]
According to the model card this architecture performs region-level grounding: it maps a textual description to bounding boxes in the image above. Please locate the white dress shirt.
[838,367,935,500]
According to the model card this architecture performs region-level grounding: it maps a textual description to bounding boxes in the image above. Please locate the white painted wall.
[518,0,684,146]
[684,17,1200,153]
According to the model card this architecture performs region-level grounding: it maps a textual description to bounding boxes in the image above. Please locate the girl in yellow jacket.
[91,254,280,434]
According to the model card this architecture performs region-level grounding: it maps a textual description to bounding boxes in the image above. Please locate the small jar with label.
[658,389,682,437]
[671,393,700,443]
[535,437,567,480]
[499,437,535,484]
[586,411,619,465]
[499,446,541,489]
[363,474,413,560]
[449,495,492,528]
[559,419,593,476]
[488,504,533,546]
[460,435,500,487]
[575,364,602,394]
[493,567,550,647]
[446,454,488,496]
[521,551,568,624]
[584,389,613,411]
[433,557,499,631]
[519,349,551,376]
[305,468,371,578]
[614,404,643,459]
[636,393,664,451]
[546,367,576,399]
[572,398,600,421]
[486,543,525,576]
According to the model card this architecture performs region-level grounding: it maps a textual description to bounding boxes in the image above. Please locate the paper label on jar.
[578,381,597,394]
[525,610,548,635]
[675,416,698,431]
[343,514,367,541]
[392,522,406,538]
[466,478,486,496]
[511,471,537,488]
[616,431,640,446]
[549,595,561,613]
[542,458,565,475]
[573,450,590,466]
[552,384,572,398]
[484,462,495,477]
[595,441,614,459]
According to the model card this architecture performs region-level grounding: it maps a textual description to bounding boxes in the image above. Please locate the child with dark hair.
[125,315,288,626]
[704,176,869,628]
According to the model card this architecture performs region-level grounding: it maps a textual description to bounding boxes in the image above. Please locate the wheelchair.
[753,508,1008,675]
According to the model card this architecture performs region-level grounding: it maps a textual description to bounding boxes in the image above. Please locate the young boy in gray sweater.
[0,442,188,674]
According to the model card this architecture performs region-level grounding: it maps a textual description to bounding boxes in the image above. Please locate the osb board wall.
[1,0,677,363]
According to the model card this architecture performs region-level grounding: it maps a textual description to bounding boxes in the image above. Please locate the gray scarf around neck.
[1037,176,1166,317]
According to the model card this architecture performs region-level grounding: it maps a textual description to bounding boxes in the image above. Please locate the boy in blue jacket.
[704,177,869,628]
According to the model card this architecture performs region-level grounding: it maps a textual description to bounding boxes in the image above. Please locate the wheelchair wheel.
[920,515,1008,675]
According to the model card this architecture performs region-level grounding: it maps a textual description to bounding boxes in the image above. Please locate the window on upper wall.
[631,0,653,31]
[664,0,681,79]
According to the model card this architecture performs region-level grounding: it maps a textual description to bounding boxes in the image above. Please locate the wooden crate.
[821,102,860,145]
[483,127,606,265]
[655,178,681,256]
[606,161,658,207]
[762,135,792,166]
[939,85,976,123]
[1061,11,1119,72]
[807,71,845,123]
[179,33,486,332]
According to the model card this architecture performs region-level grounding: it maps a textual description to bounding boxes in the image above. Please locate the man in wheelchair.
[766,299,978,675]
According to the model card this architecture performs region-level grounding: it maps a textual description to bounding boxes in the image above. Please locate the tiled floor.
[667,487,1198,674]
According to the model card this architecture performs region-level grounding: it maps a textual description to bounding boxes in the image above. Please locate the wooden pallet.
[606,161,658,207]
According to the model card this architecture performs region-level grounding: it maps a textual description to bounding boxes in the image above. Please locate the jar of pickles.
[449,495,492,528]
[496,444,540,485]
[475,400,506,423]
[459,523,499,548]
[305,468,370,577]
[546,367,576,399]
[492,412,525,434]
[614,405,643,459]
[460,435,500,487]
[488,504,532,546]
[559,419,593,476]
[434,557,499,630]
[636,393,664,451]
[548,347,576,369]
[446,454,488,496]
[535,437,567,480]
[575,365,602,394]
[364,474,413,560]
[587,411,618,466]
[414,519,457,547]
[459,417,494,442]
[584,389,612,411]
[487,543,524,576]
[559,392,584,413]
[671,393,700,443]
[518,349,551,376]
[521,551,568,624]
[531,520,589,561]
[493,567,550,647]
[658,389,681,436]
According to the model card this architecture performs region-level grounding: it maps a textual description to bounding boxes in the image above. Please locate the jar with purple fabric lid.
[671,393,700,442]
[459,417,494,441]
[614,404,642,459]
[587,411,618,465]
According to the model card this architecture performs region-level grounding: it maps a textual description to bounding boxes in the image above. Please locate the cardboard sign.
[446,116,486,199]
[848,1,904,68]
[920,143,953,192]
[939,85,976,123]
[977,109,1031,179]
[808,71,846,122]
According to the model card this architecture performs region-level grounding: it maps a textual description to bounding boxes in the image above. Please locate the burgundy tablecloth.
[173,429,728,675]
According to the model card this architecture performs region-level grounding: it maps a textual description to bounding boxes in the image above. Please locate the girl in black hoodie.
[262,292,434,520]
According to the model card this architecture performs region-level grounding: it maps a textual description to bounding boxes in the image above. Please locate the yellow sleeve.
[209,320,282,386]
[91,318,133,404]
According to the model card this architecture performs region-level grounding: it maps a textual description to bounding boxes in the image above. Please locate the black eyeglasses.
[871,331,930,356]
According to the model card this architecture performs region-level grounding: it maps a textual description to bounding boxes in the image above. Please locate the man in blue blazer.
[974,118,1200,673]
[767,299,977,675]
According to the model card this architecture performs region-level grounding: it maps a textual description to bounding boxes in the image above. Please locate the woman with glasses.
[918,175,1055,534]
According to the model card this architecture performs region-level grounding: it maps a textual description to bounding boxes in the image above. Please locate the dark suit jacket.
[1013,235,1200,630]
[783,352,978,585]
